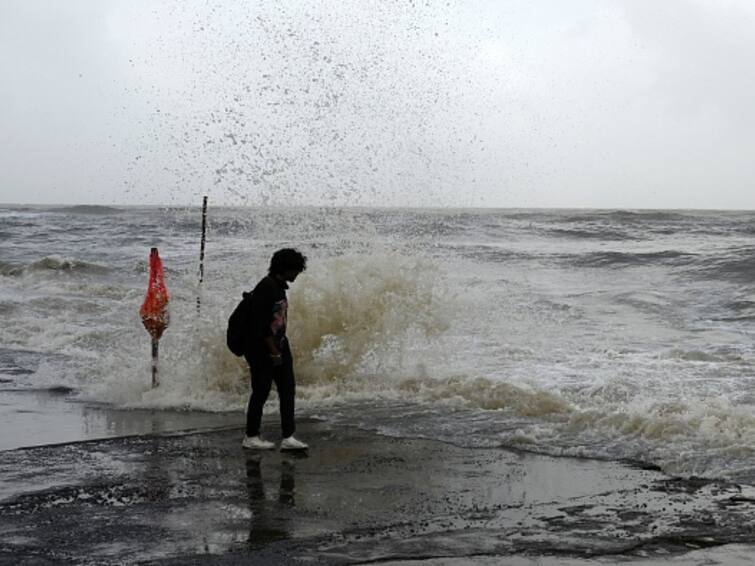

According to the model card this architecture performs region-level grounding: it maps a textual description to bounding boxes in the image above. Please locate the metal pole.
[151,337,159,388]
[197,196,208,314]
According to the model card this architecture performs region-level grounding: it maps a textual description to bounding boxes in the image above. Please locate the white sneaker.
[280,436,308,451]
[242,435,275,450]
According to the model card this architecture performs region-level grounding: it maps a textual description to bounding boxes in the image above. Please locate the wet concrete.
[0,389,242,451]
[2,419,755,565]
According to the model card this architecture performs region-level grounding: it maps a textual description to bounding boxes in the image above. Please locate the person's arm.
[249,280,280,359]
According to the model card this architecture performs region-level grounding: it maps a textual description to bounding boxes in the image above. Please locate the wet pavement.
[2,418,755,565]
[0,388,242,451]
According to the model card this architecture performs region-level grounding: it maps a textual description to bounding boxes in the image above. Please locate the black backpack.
[226,291,253,356]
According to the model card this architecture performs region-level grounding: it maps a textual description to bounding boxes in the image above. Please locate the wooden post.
[197,196,208,314]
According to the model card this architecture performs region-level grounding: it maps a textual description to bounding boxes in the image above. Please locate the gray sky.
[1,0,754,209]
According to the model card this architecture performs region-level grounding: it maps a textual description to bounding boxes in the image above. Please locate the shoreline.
[0,389,672,479]
[0,389,242,452]
[3,418,755,565]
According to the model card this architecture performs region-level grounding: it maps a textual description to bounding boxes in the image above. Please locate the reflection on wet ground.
[2,420,755,565]
[245,452,303,547]
[0,389,241,451]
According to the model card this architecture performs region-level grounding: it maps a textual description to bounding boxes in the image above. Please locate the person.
[242,248,308,451]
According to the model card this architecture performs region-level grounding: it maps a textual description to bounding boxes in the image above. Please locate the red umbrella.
[140,248,169,386]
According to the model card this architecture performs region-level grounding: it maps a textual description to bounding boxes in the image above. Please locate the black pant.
[244,354,296,439]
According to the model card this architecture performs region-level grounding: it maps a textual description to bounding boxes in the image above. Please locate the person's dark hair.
[269,248,307,275]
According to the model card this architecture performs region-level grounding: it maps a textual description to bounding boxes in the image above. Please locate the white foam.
[5,208,755,481]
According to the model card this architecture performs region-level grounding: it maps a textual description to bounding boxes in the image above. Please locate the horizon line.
[1,202,754,213]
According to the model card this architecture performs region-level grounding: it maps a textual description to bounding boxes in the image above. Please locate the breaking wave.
[0,261,24,277]
[6,206,755,483]
[87,251,454,409]
[30,256,111,274]
[0,257,111,277]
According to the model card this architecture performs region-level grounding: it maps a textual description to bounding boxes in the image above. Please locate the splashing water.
[2,206,755,482]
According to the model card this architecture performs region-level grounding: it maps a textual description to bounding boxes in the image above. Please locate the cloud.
[1,0,753,208]
[0,1,138,202]
[622,0,755,125]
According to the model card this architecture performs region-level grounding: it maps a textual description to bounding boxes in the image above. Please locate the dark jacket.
[246,275,291,362]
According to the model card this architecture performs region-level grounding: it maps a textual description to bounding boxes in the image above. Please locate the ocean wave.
[544,210,743,239]
[307,374,755,480]
[78,315,755,482]
[547,227,638,241]
[31,256,111,275]
[291,253,452,382]
[295,375,572,421]
[554,399,755,478]
[400,376,570,415]
[441,244,533,263]
[660,348,746,363]
[88,250,455,410]
[387,217,472,239]
[10,206,753,483]
[47,205,124,215]
[0,301,17,317]
[0,256,112,277]
[569,250,697,268]
[723,300,755,312]
[689,246,755,283]
[560,210,695,224]
[0,261,25,277]
[373,379,755,480]
[168,216,253,237]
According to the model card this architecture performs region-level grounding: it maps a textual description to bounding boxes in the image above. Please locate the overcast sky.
[1,0,754,209]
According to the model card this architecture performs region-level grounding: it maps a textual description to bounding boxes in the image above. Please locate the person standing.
[242,248,308,451]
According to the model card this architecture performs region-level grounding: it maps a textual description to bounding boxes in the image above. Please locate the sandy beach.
[3,414,755,565]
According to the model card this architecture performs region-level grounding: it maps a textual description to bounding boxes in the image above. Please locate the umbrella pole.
[151,337,159,388]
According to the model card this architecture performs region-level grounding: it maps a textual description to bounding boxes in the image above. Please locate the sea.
[1,205,754,483]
